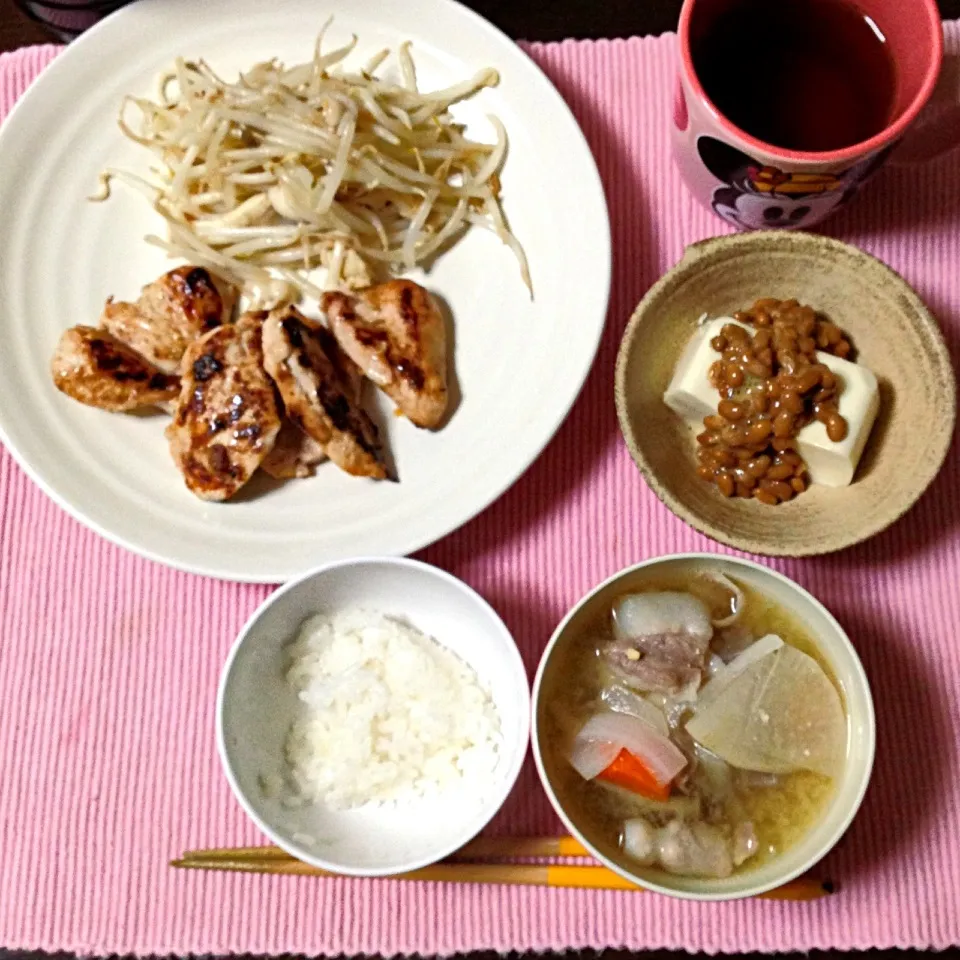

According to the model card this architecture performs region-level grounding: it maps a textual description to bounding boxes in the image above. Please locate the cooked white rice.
[282,609,502,810]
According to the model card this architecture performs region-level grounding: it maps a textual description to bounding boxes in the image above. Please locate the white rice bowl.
[216,556,530,876]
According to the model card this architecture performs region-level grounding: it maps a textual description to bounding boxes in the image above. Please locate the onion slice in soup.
[698,571,745,628]
[569,712,687,785]
[568,737,621,781]
[601,684,671,735]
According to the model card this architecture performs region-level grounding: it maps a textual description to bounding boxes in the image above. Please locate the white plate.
[0,0,610,582]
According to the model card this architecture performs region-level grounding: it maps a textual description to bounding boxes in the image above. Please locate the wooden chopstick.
[178,834,588,864]
[171,859,641,888]
[172,837,834,901]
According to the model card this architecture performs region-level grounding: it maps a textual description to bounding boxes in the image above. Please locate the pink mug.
[672,0,948,230]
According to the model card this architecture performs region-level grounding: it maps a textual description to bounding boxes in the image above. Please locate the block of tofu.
[663,317,880,488]
[663,317,750,422]
[796,353,879,487]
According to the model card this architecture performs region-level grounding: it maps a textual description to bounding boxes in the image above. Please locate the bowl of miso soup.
[532,554,874,900]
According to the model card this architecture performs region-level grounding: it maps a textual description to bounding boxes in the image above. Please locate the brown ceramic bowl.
[614,231,956,556]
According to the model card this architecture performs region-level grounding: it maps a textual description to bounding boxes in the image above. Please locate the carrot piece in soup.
[597,748,672,801]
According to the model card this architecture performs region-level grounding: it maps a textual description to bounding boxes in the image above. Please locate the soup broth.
[541,564,845,878]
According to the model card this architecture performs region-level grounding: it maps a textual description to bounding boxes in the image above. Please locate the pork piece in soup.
[542,566,846,879]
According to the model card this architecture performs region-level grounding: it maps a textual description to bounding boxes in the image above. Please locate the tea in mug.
[691,0,897,152]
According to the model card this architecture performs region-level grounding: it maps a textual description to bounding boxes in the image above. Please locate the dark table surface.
[5,0,960,48]
[1,0,681,48]
[0,0,957,958]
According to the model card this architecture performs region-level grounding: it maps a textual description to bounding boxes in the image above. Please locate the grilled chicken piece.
[51,326,180,412]
[262,305,390,480]
[324,329,366,407]
[321,279,448,428]
[166,313,281,501]
[260,333,363,480]
[102,266,235,374]
[260,419,327,479]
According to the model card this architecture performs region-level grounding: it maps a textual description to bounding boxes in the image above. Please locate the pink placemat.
[2,28,960,957]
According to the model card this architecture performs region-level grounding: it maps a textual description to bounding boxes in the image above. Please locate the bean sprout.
[95,22,530,307]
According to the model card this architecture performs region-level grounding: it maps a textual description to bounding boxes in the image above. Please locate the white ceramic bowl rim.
[531,552,876,901]
[216,555,531,876]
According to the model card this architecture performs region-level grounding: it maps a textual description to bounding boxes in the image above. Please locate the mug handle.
[891,53,960,164]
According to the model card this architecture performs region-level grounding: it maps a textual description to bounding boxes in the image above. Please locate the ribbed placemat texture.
[2,28,959,956]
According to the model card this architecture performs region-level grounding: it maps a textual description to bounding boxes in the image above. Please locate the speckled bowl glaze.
[614,231,956,556]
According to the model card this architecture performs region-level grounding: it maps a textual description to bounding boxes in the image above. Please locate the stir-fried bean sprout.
[93,20,530,308]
